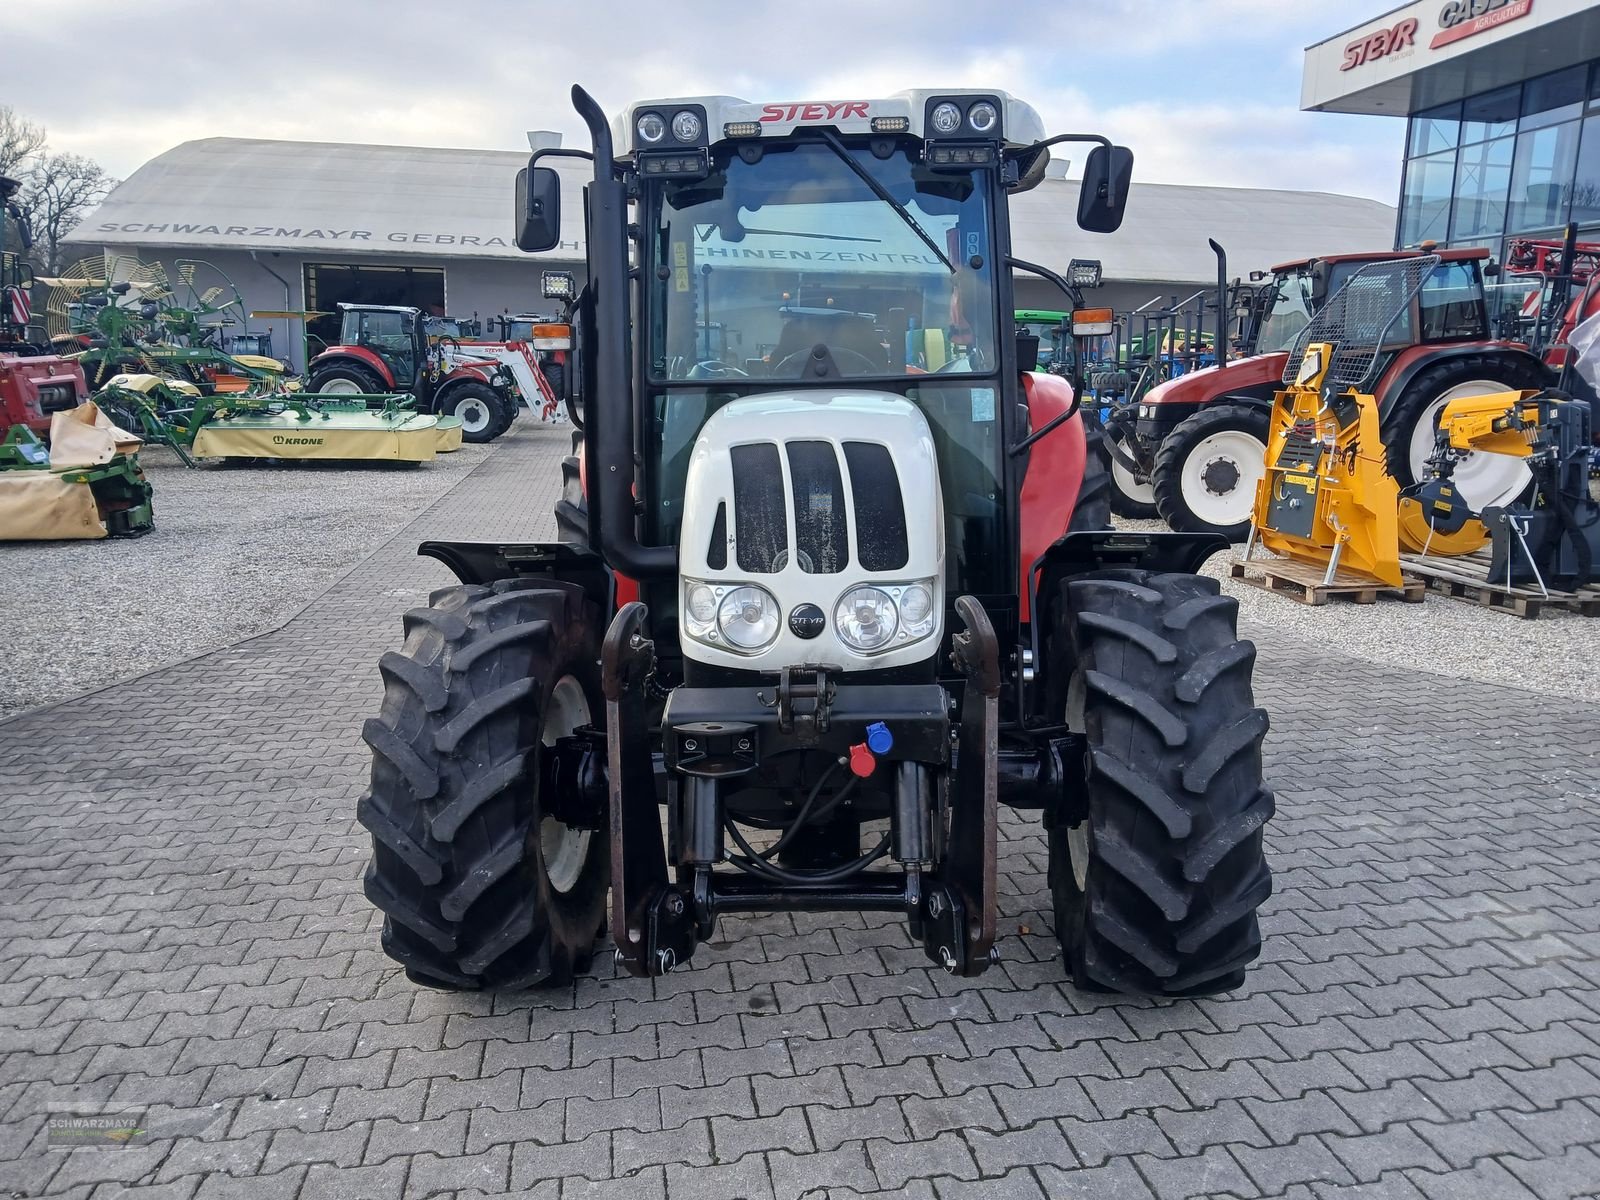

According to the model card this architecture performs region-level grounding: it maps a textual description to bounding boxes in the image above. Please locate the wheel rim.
[319,378,363,395]
[1108,432,1155,505]
[539,675,592,895]
[1406,380,1533,511]
[1067,823,1089,891]
[455,397,491,434]
[1181,428,1265,527]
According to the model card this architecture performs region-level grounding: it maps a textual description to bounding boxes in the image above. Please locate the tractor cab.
[335,304,424,388]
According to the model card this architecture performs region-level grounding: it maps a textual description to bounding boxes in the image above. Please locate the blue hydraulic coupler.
[865,721,893,755]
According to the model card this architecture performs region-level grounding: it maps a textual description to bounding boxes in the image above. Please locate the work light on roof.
[930,102,962,135]
[671,110,703,143]
[636,112,667,144]
[967,101,998,133]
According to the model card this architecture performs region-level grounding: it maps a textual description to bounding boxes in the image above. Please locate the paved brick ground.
[3,423,1599,1200]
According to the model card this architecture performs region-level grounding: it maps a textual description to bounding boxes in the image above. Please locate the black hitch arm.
[922,595,1000,978]
[602,603,696,976]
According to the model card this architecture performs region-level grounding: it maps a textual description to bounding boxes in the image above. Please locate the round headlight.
[835,586,897,652]
[967,101,998,133]
[717,585,780,651]
[671,110,702,143]
[636,112,666,144]
[899,582,935,637]
[930,102,962,135]
[684,582,718,636]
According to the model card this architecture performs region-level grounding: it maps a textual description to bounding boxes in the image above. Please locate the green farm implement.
[0,403,153,540]
[95,374,463,465]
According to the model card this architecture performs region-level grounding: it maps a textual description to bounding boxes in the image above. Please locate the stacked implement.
[0,402,153,539]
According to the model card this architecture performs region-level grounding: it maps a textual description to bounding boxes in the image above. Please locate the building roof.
[72,137,1396,283]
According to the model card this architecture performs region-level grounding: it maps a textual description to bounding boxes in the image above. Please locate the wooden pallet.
[1399,548,1600,619]
[1229,555,1425,607]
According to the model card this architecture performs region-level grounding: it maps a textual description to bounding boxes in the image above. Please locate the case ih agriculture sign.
[1431,0,1533,48]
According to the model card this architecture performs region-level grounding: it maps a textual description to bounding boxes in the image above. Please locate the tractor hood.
[1143,352,1289,409]
[677,391,945,673]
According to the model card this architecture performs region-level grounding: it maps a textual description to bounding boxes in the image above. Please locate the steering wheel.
[934,347,988,374]
[685,360,749,380]
[771,345,880,378]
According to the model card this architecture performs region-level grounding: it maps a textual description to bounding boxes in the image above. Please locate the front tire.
[1152,403,1269,541]
[1102,420,1159,519]
[359,579,608,990]
[444,382,511,443]
[1047,570,1272,996]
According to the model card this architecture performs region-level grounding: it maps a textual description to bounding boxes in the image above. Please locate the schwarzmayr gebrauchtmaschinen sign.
[90,221,582,253]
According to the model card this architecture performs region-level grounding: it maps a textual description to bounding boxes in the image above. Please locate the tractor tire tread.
[360,580,607,990]
[1048,568,1272,997]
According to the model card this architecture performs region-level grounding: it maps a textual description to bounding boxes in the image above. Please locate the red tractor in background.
[307,303,518,443]
[1112,246,1550,539]
[0,175,88,438]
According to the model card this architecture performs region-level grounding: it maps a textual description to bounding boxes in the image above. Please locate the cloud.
[8,0,1400,203]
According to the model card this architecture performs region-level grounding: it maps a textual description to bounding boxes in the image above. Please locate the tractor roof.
[337,302,420,315]
[1270,246,1489,273]
[610,90,1046,155]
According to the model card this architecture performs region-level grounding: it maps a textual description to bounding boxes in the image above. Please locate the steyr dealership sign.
[1341,18,1418,70]
[1431,0,1533,48]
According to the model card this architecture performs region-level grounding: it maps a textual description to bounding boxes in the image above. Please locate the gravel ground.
[1115,516,1600,704]
[0,424,550,721]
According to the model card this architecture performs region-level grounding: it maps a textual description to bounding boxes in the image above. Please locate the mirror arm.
[1005,133,1116,203]
[1007,255,1084,310]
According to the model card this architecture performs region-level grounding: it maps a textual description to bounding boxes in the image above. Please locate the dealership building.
[68,136,1395,371]
[1305,0,1600,255]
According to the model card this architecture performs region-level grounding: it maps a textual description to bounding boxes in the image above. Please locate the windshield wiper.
[817,129,954,273]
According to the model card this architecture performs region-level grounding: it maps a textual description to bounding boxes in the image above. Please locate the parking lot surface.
[4,426,1599,1199]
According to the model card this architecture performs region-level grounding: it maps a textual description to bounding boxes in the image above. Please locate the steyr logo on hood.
[760,102,870,123]
[788,603,826,639]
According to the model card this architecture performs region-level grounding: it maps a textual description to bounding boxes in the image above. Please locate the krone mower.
[98,374,462,465]
[356,86,1274,998]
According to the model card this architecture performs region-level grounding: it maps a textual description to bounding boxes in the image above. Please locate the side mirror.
[514,164,561,253]
[1076,145,1133,234]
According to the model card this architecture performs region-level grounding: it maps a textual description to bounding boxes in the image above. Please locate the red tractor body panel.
[0,352,89,436]
[1144,352,1288,410]
[1018,371,1088,623]
[309,345,395,388]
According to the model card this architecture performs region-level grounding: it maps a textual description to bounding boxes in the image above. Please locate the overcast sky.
[9,0,1402,204]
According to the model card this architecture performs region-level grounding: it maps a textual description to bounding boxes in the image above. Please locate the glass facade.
[1397,61,1600,255]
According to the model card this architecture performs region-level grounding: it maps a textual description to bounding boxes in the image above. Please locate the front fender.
[1028,529,1229,718]
[418,539,614,611]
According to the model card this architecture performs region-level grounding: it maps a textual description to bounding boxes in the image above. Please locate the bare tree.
[0,107,47,181]
[23,153,117,274]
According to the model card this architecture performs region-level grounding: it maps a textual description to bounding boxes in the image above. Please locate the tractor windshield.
[648,141,997,381]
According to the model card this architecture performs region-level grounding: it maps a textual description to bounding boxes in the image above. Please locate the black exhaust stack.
[572,85,676,579]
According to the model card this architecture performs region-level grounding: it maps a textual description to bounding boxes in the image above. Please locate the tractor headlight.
[898,581,936,640]
[930,102,962,135]
[716,585,781,652]
[636,112,667,144]
[835,586,898,653]
[671,110,703,143]
[966,101,998,133]
[683,581,720,640]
